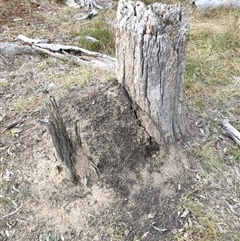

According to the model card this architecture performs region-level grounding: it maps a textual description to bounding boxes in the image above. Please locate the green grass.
[11,96,44,117]
[0,196,13,208]
[79,28,115,54]
[77,13,115,55]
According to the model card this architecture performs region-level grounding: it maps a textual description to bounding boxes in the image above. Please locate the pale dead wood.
[67,0,103,9]
[15,34,50,45]
[0,42,36,57]
[116,0,190,142]
[0,35,115,71]
[222,119,240,146]
[192,0,240,9]
[16,34,115,71]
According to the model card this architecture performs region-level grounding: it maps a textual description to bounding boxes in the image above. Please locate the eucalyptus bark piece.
[46,96,80,184]
[116,0,190,142]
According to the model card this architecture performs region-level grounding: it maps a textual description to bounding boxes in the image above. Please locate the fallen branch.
[19,34,115,70]
[5,119,24,130]
[222,119,240,146]
[192,0,240,9]
[0,35,115,71]
[0,42,36,57]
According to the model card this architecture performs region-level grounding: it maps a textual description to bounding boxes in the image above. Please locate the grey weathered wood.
[222,119,240,146]
[46,96,80,184]
[192,0,240,9]
[116,0,190,142]
[0,43,36,56]
[1,34,115,71]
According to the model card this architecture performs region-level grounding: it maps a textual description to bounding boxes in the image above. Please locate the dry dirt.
[0,70,192,240]
[0,1,199,241]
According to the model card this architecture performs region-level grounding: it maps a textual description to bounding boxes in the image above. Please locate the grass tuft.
[177,195,223,241]
[198,144,222,174]
[74,12,115,55]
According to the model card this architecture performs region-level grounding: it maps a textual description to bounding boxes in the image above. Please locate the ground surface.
[1,1,240,241]
[0,1,191,240]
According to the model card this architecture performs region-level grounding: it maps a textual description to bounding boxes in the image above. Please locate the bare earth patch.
[1,73,190,240]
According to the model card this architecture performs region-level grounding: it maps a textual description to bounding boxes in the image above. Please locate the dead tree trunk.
[116,0,190,142]
[45,96,81,184]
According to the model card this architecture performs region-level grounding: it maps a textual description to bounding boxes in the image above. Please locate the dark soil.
[49,80,188,240]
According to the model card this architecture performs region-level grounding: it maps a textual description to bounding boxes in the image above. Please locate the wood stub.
[116,0,190,142]
[46,96,79,184]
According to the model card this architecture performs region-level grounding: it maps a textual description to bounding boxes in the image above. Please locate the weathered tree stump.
[45,96,80,184]
[116,0,190,142]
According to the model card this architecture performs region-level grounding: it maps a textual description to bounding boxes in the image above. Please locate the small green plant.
[39,230,62,241]
[7,128,21,138]
[111,213,127,240]
[79,28,115,54]
[229,147,240,162]
[195,100,206,110]
[0,196,12,208]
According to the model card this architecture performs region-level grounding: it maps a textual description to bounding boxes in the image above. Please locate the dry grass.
[174,5,240,241]
[186,8,240,103]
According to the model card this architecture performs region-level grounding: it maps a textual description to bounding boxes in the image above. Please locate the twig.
[5,119,24,130]
[0,203,23,220]
[222,198,236,214]
[16,218,29,224]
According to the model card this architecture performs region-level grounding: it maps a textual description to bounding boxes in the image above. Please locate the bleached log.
[0,43,36,57]
[116,0,190,142]
[192,0,240,9]
[14,34,115,71]
[222,119,240,146]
